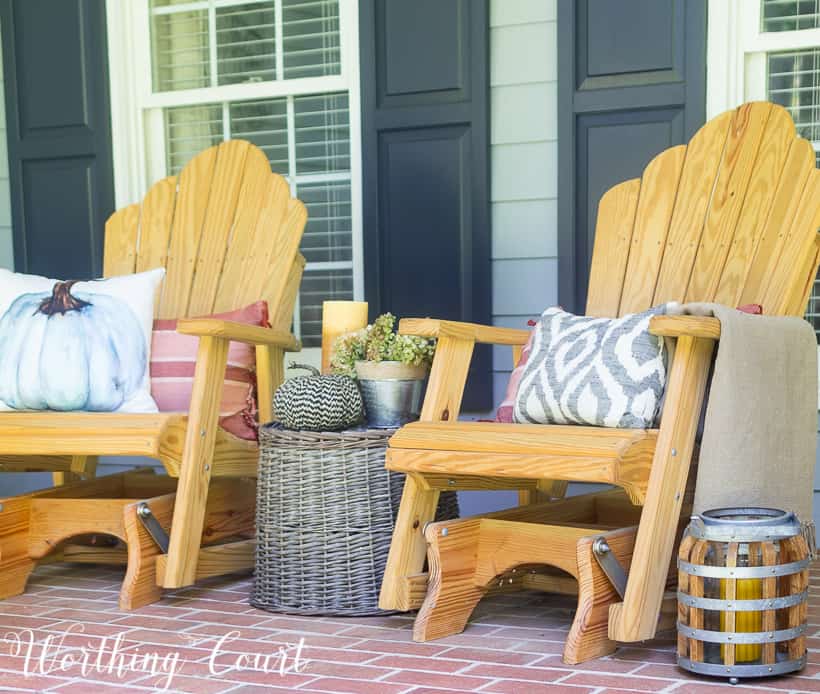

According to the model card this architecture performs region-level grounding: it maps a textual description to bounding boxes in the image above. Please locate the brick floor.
[0,564,813,692]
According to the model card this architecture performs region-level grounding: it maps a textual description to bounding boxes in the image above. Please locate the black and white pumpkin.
[273,363,364,431]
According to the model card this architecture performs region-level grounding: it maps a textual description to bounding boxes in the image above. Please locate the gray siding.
[489,0,558,410]
[460,0,559,516]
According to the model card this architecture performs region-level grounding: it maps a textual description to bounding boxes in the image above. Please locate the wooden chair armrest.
[399,318,530,346]
[176,319,301,350]
[649,315,721,340]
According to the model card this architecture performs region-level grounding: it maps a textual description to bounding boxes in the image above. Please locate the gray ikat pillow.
[513,305,669,428]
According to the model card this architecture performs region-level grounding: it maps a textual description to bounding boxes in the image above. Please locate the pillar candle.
[321,300,368,374]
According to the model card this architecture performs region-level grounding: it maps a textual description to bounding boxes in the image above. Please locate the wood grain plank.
[212,145,273,312]
[619,146,686,315]
[161,335,229,587]
[188,140,251,316]
[653,110,733,304]
[609,335,714,642]
[714,105,795,306]
[135,176,177,273]
[765,169,820,314]
[236,175,294,309]
[103,204,140,277]
[585,179,641,317]
[740,139,815,307]
[686,102,772,302]
[159,145,219,319]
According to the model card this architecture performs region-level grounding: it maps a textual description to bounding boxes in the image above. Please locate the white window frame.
[106,0,364,357]
[707,0,820,128]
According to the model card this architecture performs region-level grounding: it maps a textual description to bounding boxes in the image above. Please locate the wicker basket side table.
[252,424,458,616]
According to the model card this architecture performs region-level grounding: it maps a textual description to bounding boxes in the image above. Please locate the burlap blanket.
[668,303,817,551]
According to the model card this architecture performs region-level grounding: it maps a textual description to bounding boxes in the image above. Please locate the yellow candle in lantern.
[321,301,368,374]
[720,578,762,662]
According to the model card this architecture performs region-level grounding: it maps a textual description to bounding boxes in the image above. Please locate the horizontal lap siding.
[489,1,558,412]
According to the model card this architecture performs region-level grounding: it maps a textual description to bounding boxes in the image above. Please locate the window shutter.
[359,0,492,412]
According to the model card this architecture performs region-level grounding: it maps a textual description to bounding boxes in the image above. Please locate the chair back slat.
[650,111,733,307]
[135,176,177,274]
[103,140,307,322]
[587,103,819,319]
[584,179,640,317]
[714,106,796,306]
[618,145,686,315]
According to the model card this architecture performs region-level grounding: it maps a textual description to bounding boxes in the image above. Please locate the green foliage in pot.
[330,312,436,378]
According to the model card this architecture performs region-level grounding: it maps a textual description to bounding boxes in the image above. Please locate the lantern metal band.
[687,508,802,543]
[677,589,807,611]
[678,623,806,644]
[677,557,809,579]
[679,654,807,679]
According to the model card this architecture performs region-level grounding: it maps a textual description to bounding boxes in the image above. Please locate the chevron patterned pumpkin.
[273,363,364,431]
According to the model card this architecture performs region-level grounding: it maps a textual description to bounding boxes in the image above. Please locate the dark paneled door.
[359,0,492,410]
[0,0,115,279]
[557,0,707,312]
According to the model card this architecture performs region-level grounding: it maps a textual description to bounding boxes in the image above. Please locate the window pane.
[768,49,820,145]
[283,0,341,78]
[216,2,276,85]
[229,98,289,174]
[299,269,354,347]
[762,0,820,31]
[299,181,352,263]
[165,104,223,174]
[151,8,210,91]
[294,92,350,175]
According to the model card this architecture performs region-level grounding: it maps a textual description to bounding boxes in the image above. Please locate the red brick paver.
[0,562,811,692]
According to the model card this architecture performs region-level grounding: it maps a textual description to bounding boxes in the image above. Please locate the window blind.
[149,0,353,347]
[163,92,353,346]
[762,0,820,32]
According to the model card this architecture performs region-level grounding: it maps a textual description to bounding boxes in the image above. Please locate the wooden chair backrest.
[102,140,307,331]
[587,102,820,318]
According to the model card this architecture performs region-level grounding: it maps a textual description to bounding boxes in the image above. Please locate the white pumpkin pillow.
[0,268,165,413]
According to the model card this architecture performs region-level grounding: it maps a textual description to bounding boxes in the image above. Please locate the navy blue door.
[557,0,707,313]
[0,0,115,279]
[359,0,492,410]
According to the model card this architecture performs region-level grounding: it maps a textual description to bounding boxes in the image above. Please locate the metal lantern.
[677,507,809,683]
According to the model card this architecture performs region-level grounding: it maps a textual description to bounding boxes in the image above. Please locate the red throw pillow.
[494,304,763,423]
[151,301,270,440]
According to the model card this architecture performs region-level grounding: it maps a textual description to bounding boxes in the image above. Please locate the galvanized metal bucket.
[355,361,428,429]
[677,507,809,683]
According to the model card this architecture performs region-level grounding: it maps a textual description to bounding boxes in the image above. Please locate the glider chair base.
[414,489,680,664]
[0,469,256,610]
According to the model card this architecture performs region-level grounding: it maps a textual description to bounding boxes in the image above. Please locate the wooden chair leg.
[52,455,98,486]
[162,336,228,588]
[379,475,440,611]
[120,494,174,610]
[414,518,484,641]
[0,497,36,599]
[564,528,636,664]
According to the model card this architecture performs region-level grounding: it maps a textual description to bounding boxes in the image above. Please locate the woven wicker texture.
[252,424,459,616]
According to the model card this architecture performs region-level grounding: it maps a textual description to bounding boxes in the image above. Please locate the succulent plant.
[330,313,436,378]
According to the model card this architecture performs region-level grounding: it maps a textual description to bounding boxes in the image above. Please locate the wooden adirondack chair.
[0,140,307,608]
[379,102,820,663]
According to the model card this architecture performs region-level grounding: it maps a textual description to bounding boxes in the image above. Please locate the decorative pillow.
[151,301,269,440]
[513,305,669,428]
[495,321,536,424]
[0,268,164,413]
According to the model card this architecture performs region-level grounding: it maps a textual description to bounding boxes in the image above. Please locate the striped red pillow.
[151,301,269,440]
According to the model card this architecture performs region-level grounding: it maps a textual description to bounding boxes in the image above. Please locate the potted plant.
[330,313,436,428]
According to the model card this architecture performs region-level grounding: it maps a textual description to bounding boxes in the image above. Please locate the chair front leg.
[161,335,230,588]
[379,475,440,611]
